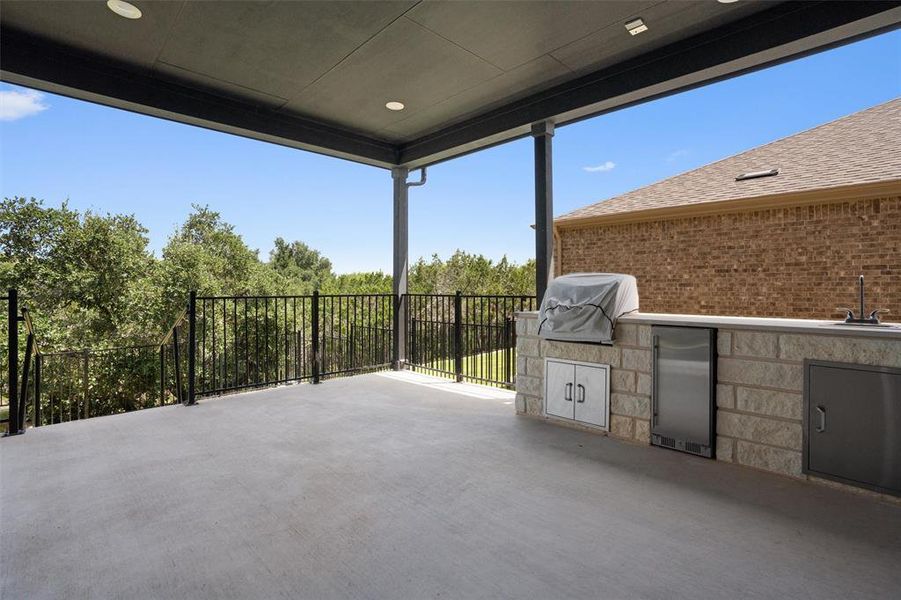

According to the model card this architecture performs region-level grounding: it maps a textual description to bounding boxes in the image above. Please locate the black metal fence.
[160,306,191,406]
[406,293,537,388]
[319,294,394,378]
[3,291,43,435]
[35,345,166,426]
[2,288,184,433]
[1,290,12,433]
[187,292,395,398]
[2,289,534,434]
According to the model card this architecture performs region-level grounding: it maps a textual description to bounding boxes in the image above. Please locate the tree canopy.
[1,197,535,351]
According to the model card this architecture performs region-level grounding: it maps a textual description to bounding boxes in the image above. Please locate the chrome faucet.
[837,275,888,325]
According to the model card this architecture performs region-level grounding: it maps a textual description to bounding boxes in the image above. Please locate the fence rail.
[3,289,535,434]
[406,293,536,388]
[36,344,168,426]
[187,292,395,397]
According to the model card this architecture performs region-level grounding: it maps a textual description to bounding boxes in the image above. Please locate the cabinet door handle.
[815,405,826,433]
[576,384,585,403]
[565,382,573,402]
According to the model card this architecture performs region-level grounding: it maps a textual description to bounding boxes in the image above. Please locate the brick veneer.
[557,196,901,319]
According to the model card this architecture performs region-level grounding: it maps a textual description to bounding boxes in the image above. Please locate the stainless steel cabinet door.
[574,364,608,428]
[545,360,574,419]
[652,326,714,450]
[807,363,901,494]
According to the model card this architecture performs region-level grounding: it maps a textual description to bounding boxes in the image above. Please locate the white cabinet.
[544,359,610,429]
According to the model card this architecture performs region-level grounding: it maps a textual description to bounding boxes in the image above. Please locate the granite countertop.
[515,311,901,340]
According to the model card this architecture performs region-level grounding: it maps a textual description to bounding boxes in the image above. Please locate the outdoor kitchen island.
[514,311,901,501]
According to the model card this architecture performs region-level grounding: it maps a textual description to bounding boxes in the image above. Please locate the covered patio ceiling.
[2,1,899,169]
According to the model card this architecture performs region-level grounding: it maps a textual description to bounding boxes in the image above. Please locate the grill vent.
[652,434,712,458]
[685,441,703,455]
[657,435,676,448]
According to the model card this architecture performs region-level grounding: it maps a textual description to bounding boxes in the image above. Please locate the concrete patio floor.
[2,372,899,600]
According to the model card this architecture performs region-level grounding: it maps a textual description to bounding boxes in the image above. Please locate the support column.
[392,166,410,370]
[533,121,554,303]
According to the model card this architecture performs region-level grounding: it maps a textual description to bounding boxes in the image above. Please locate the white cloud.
[666,149,689,162]
[582,161,616,173]
[0,88,49,121]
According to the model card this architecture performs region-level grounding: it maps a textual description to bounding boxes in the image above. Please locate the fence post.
[187,291,196,405]
[172,328,182,404]
[311,290,320,384]
[5,289,21,436]
[505,317,513,386]
[82,351,89,420]
[349,323,355,371]
[410,318,417,367]
[19,329,33,431]
[159,345,165,406]
[33,354,41,427]
[392,293,401,370]
[454,291,463,382]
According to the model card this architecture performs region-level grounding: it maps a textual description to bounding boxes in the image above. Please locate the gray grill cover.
[538,273,639,344]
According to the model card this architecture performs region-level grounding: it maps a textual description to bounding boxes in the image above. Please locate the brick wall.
[557,196,901,319]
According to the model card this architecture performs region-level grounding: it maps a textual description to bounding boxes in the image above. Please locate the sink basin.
[830,322,898,328]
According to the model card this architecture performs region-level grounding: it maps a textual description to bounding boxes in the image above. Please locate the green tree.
[322,271,392,294]
[1,196,156,348]
[157,205,289,328]
[1,198,536,351]
[409,250,535,295]
[268,237,333,293]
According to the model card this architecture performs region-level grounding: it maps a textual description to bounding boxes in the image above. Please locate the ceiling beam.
[0,27,399,168]
[397,1,901,168]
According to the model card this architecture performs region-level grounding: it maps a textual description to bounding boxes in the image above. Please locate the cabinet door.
[807,364,901,494]
[574,364,609,428]
[545,360,575,419]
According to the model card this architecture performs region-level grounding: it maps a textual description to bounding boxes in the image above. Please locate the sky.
[1,30,899,274]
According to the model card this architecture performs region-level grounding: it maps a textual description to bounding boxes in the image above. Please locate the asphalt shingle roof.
[557,98,901,223]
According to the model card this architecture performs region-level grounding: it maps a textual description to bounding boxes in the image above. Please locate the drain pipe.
[406,167,427,188]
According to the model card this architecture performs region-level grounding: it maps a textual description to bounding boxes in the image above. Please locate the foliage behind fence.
[406,293,536,388]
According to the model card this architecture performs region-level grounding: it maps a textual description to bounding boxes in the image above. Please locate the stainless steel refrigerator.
[651,326,717,458]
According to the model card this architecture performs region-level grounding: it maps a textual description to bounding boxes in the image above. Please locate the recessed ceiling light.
[385,101,405,111]
[717,0,741,4]
[107,0,142,20]
[625,18,648,36]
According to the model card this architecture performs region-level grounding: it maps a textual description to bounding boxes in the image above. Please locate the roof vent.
[735,168,779,181]
[625,18,648,36]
